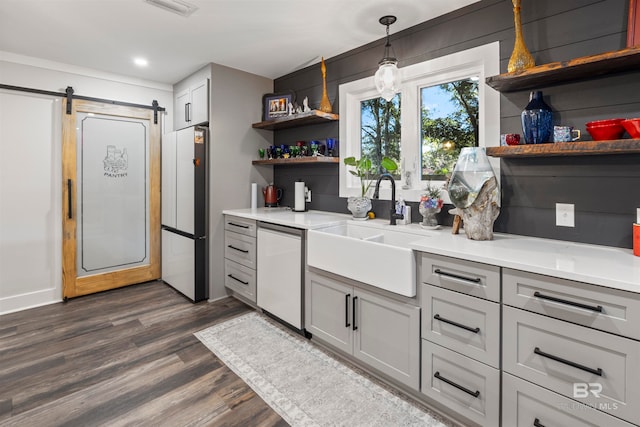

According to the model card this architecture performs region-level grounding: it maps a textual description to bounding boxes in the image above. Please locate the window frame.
[339,42,500,203]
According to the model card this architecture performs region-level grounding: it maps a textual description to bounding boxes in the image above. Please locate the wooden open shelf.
[252,110,339,130]
[252,156,340,165]
[486,139,640,158]
[485,47,640,92]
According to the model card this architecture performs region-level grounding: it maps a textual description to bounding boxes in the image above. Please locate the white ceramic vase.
[347,196,371,220]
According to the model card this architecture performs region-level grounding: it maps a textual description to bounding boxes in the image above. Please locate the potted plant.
[418,183,444,228]
[343,156,397,220]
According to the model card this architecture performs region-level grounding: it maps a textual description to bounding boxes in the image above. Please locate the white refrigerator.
[161,126,208,302]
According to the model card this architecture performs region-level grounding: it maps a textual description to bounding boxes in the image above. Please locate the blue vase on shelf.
[521,91,553,144]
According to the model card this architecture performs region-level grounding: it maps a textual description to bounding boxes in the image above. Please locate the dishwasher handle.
[258,221,304,237]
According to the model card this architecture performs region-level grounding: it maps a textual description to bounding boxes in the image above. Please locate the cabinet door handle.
[434,314,480,333]
[434,371,480,398]
[345,294,351,328]
[67,179,73,219]
[228,222,250,229]
[533,291,603,312]
[533,418,545,427]
[352,296,358,331]
[434,269,481,284]
[185,102,191,122]
[534,347,602,376]
[227,244,249,253]
[227,274,248,285]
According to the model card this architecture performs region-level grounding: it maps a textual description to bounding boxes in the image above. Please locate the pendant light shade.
[375,15,400,102]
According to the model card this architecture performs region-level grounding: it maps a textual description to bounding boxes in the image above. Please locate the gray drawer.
[224,215,257,237]
[503,268,640,340]
[503,306,640,424]
[421,284,500,368]
[224,259,256,303]
[421,341,500,427]
[224,230,256,269]
[503,373,634,427]
[421,253,500,302]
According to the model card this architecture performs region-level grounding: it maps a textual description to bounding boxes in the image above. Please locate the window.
[339,42,500,203]
[360,94,401,175]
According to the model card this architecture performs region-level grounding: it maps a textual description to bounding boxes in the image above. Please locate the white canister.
[294,181,306,212]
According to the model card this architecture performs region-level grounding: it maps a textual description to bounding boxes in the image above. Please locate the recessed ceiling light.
[144,0,198,17]
[134,57,149,67]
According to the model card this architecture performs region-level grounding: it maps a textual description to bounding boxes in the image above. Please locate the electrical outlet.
[306,189,311,202]
[556,203,575,227]
[637,208,640,224]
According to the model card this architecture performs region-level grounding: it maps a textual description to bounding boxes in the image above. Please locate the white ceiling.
[0,0,479,85]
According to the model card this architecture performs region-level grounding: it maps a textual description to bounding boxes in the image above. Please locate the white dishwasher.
[257,222,304,330]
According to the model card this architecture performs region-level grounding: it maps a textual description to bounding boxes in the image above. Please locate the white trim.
[339,42,500,203]
[0,288,61,315]
[0,50,173,92]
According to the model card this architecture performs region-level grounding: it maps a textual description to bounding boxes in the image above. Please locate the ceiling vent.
[144,0,198,17]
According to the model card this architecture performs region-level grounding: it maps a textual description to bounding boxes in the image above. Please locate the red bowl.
[586,124,625,141]
[621,118,640,138]
[586,118,625,128]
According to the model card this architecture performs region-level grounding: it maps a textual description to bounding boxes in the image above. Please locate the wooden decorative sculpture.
[319,57,333,113]
[451,177,500,241]
[508,0,535,73]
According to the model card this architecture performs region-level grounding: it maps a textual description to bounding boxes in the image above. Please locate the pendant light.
[374,15,400,102]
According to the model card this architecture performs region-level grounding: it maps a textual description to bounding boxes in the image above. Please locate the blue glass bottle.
[521,91,553,144]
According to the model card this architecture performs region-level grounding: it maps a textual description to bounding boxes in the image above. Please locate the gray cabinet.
[420,253,501,427]
[174,78,209,130]
[223,215,257,303]
[503,305,640,424]
[502,268,640,426]
[305,270,420,390]
[503,373,634,427]
[422,342,500,427]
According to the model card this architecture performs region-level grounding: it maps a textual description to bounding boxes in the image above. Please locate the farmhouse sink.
[307,222,430,297]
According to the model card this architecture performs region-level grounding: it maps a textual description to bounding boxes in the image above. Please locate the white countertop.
[223,207,351,230]
[223,208,640,294]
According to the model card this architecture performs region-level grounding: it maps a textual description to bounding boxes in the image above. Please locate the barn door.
[62,99,160,298]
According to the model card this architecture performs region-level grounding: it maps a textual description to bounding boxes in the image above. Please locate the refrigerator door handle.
[185,102,191,122]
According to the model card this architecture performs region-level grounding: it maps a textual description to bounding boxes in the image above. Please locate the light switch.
[556,203,575,227]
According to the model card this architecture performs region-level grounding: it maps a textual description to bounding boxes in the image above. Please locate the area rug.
[195,312,451,427]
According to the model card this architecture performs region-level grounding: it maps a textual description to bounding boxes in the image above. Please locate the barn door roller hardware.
[0,84,165,123]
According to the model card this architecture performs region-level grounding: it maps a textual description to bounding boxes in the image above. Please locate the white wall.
[209,63,273,300]
[0,53,173,314]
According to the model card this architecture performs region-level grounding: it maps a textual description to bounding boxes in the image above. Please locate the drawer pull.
[533,291,603,312]
[534,347,603,376]
[434,371,480,398]
[434,269,481,284]
[533,419,545,427]
[434,314,480,333]
[227,274,248,285]
[228,222,250,229]
[227,244,249,253]
[345,294,351,328]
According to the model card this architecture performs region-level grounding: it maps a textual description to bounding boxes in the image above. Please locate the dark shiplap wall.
[273,0,640,248]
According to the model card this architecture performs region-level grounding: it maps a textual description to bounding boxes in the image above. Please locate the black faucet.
[373,173,403,225]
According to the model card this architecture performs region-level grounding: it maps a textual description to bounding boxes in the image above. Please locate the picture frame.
[262,91,295,121]
[629,0,639,47]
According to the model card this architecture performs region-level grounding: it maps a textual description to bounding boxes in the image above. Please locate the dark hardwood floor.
[0,281,287,426]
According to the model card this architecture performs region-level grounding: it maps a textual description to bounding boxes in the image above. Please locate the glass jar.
[448,147,497,209]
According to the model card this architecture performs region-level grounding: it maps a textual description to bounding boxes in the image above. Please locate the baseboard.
[0,287,61,315]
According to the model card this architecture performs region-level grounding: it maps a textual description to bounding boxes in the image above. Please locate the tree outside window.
[360,94,401,176]
[421,78,478,180]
